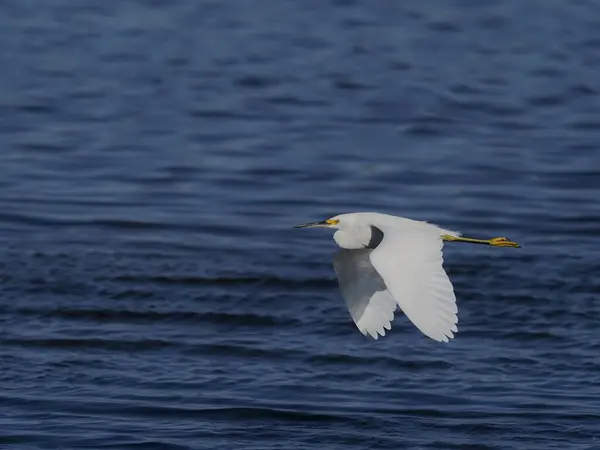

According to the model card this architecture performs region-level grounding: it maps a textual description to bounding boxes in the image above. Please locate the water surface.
[1,1,600,449]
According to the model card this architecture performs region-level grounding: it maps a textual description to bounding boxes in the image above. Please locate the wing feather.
[369,229,458,342]
[333,249,397,339]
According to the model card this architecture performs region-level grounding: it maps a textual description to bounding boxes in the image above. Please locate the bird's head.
[295,213,379,249]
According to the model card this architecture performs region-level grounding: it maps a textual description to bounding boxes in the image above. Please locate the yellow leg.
[442,235,521,248]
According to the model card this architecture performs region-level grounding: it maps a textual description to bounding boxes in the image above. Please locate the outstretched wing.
[333,249,397,339]
[369,230,458,342]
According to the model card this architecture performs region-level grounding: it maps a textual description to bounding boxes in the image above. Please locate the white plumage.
[296,212,520,342]
[369,227,458,342]
[333,248,397,339]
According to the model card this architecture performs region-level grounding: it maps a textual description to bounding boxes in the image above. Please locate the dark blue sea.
[1,1,600,449]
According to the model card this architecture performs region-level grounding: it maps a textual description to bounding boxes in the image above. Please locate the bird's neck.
[333,227,372,249]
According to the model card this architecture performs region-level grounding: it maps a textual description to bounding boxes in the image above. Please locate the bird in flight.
[295,212,521,342]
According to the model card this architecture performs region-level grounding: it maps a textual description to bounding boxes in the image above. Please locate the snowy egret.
[295,212,521,342]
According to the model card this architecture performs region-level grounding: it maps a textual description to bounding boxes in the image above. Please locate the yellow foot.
[488,237,521,248]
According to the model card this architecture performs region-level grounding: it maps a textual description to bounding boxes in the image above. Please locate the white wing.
[369,229,458,342]
[333,249,397,339]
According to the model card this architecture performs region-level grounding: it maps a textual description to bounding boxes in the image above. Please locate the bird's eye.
[326,218,340,225]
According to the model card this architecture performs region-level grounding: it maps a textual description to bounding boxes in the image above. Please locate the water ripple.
[1,0,600,449]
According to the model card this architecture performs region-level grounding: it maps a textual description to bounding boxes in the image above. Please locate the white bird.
[295,212,521,342]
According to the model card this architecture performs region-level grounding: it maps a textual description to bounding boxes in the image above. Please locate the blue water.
[1,1,600,449]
